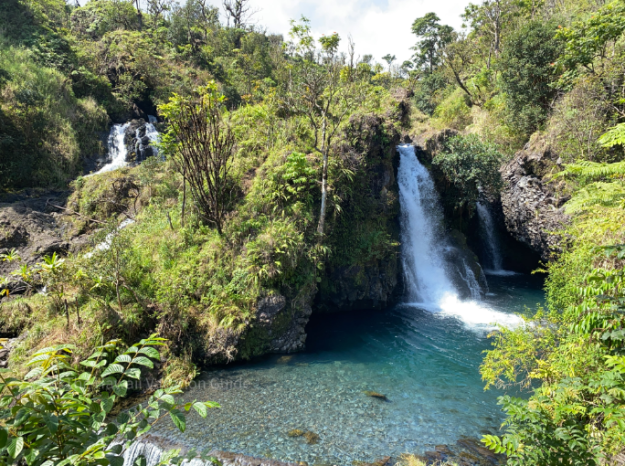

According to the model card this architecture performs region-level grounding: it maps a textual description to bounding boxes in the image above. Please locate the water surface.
[150,274,544,465]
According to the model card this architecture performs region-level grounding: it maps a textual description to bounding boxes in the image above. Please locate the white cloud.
[245,0,473,64]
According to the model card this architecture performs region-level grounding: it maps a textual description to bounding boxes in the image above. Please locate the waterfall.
[398,145,455,304]
[397,145,522,329]
[476,201,517,276]
[94,116,160,175]
[476,201,503,272]
[96,123,131,175]
[138,116,160,159]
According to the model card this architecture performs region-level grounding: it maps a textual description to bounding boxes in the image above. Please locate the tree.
[286,17,365,237]
[382,54,396,73]
[223,0,253,28]
[411,13,455,114]
[411,12,454,74]
[0,335,219,466]
[433,134,503,221]
[499,20,563,137]
[160,83,236,235]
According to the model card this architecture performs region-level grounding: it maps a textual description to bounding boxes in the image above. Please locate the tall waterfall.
[398,145,455,304]
[397,145,522,329]
[96,123,131,175]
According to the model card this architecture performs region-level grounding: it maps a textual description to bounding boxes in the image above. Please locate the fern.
[598,123,625,148]
[565,182,625,214]
[554,160,625,184]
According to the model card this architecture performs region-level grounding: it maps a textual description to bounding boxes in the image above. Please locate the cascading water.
[476,201,502,271]
[95,123,131,175]
[94,117,160,175]
[398,145,455,304]
[397,145,522,329]
[476,201,517,276]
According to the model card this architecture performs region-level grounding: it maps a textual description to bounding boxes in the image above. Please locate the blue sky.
[246,0,473,64]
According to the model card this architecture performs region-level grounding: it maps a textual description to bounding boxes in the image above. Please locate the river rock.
[500,134,570,261]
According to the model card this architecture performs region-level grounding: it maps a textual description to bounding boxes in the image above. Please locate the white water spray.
[95,123,131,175]
[397,145,521,330]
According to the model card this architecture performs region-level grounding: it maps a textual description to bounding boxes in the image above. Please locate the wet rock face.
[0,192,81,293]
[316,111,403,313]
[124,119,157,163]
[316,261,398,312]
[500,136,569,261]
[0,339,12,369]
[444,229,488,299]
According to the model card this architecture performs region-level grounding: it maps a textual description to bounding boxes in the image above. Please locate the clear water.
[149,274,544,465]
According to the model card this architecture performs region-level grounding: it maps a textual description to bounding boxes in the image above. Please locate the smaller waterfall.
[138,116,160,159]
[96,123,131,175]
[477,201,517,276]
[94,116,160,175]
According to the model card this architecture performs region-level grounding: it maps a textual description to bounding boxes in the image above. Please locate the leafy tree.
[433,134,503,221]
[410,13,454,114]
[482,250,625,465]
[498,20,564,137]
[411,12,454,74]
[381,54,396,73]
[0,335,219,466]
[285,17,365,237]
[160,83,236,235]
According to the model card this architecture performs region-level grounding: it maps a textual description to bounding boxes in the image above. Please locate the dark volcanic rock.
[0,192,74,281]
[500,135,569,261]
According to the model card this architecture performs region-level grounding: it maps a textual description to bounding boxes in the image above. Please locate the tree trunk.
[317,116,328,236]
[181,172,186,227]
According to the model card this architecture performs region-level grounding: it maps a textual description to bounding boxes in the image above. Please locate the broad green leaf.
[133,357,154,368]
[124,368,141,379]
[115,354,132,364]
[138,347,160,360]
[193,402,207,418]
[170,410,186,432]
[114,381,128,397]
[43,414,59,434]
[7,437,24,459]
[0,428,7,449]
[102,364,125,378]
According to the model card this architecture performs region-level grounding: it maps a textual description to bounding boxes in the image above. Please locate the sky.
[71,0,475,64]
[242,0,474,64]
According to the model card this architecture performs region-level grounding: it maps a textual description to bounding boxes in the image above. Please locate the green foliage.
[433,134,503,219]
[411,12,454,74]
[0,43,108,189]
[0,334,219,466]
[598,123,625,149]
[557,0,625,80]
[482,260,625,465]
[499,20,564,137]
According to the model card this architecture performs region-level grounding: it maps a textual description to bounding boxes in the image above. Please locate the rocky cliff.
[315,112,403,312]
[500,135,570,261]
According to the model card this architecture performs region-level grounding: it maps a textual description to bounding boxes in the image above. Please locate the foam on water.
[95,123,131,175]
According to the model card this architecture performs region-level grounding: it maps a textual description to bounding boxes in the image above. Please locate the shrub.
[0,335,219,466]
